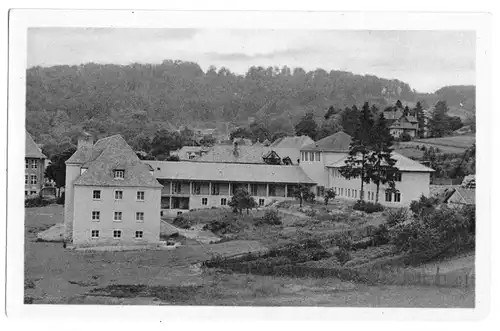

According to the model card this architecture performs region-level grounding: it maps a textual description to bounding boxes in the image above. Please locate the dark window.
[221,198,227,206]
[114,170,124,179]
[114,190,123,200]
[91,230,99,238]
[259,199,265,206]
[92,211,100,220]
[385,191,392,202]
[394,192,401,202]
[135,231,143,238]
[211,183,220,195]
[137,191,145,201]
[113,230,122,238]
[93,190,101,199]
[202,198,208,205]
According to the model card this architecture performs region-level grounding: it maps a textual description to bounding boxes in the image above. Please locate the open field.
[25,205,474,306]
[398,134,475,154]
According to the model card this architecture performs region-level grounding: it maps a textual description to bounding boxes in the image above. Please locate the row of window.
[25,175,38,185]
[93,190,145,201]
[25,159,39,169]
[331,169,403,182]
[332,187,401,202]
[92,211,145,222]
[25,190,37,196]
[90,230,143,239]
[200,197,265,207]
[300,151,321,162]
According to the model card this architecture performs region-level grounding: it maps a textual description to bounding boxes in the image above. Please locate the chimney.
[77,132,94,150]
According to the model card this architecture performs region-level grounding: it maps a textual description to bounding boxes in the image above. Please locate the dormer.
[80,167,88,175]
[113,169,125,179]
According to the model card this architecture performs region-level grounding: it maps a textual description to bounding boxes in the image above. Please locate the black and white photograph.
[5,8,493,321]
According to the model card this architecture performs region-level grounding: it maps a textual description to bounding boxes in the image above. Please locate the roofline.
[74,184,162,189]
[324,164,434,172]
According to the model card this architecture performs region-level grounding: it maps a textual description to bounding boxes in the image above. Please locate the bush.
[334,248,352,265]
[401,132,412,141]
[409,195,439,217]
[203,219,244,234]
[254,210,282,226]
[172,216,192,229]
[386,208,408,227]
[25,196,51,208]
[304,209,317,217]
[372,224,390,246]
[304,191,316,203]
[461,205,476,234]
[352,200,384,213]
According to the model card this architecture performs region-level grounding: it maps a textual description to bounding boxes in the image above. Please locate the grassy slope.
[25,205,474,307]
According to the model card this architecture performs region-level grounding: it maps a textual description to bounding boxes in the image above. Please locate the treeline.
[27,60,416,146]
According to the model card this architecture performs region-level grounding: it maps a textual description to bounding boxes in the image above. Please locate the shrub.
[401,132,412,141]
[25,196,51,208]
[172,216,192,229]
[352,200,384,213]
[203,219,244,234]
[254,210,282,226]
[304,209,317,217]
[334,248,352,265]
[304,191,316,203]
[372,224,390,246]
[335,232,353,250]
[324,188,336,205]
[461,205,476,234]
[409,195,439,217]
[386,208,408,227]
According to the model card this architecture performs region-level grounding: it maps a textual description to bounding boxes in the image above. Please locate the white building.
[299,132,434,206]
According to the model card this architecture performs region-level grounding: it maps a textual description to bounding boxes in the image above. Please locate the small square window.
[202,198,208,205]
[136,212,144,222]
[114,190,123,200]
[114,170,125,179]
[259,198,265,206]
[221,198,227,206]
[395,172,402,182]
[135,231,143,239]
[137,191,145,201]
[92,211,100,221]
[93,190,101,200]
[113,230,122,238]
[30,175,37,185]
[114,212,122,221]
[91,230,99,238]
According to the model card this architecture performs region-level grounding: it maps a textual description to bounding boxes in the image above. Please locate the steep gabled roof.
[326,152,434,172]
[25,131,46,159]
[196,144,274,164]
[448,188,476,205]
[270,135,314,149]
[72,135,162,188]
[145,161,315,184]
[390,120,418,130]
[301,131,352,152]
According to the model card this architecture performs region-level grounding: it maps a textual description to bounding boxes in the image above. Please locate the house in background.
[298,131,434,206]
[389,116,419,139]
[25,130,47,196]
[270,135,315,165]
[64,134,162,248]
[145,160,315,216]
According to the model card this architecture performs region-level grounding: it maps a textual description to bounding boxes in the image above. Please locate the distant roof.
[406,115,418,123]
[301,131,352,152]
[448,188,476,205]
[326,152,435,172]
[383,109,403,120]
[196,144,273,164]
[25,131,46,159]
[71,135,162,188]
[390,120,418,130]
[145,161,315,184]
[270,135,315,149]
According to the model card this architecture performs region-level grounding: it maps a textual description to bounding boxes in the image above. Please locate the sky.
[27,28,475,93]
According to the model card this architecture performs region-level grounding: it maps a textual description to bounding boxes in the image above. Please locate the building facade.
[299,132,434,206]
[25,131,46,196]
[145,160,315,216]
[64,134,162,247]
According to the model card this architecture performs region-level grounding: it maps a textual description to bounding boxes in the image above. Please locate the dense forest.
[26,60,475,148]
